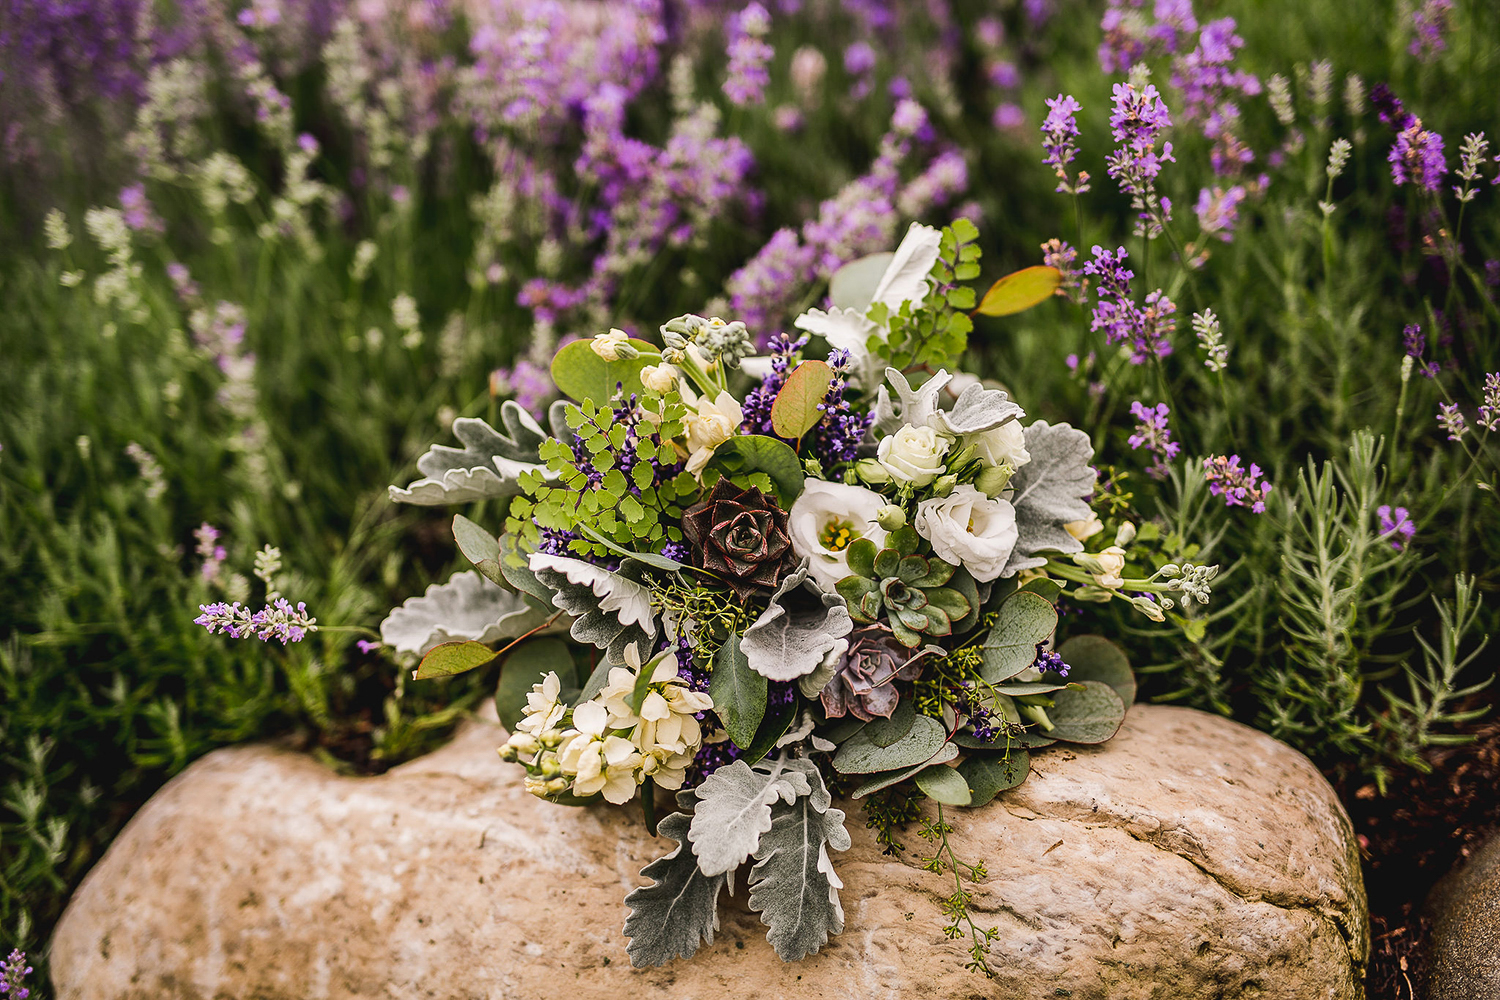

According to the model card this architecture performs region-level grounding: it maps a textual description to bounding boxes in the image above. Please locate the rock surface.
[1425,833,1500,999]
[51,704,1368,1000]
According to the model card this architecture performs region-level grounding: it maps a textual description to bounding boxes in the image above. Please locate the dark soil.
[1338,715,1500,1000]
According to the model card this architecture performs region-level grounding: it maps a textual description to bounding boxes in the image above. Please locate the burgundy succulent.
[681,480,795,600]
[821,627,927,721]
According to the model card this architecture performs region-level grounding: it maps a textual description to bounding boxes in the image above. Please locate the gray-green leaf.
[980,591,1058,682]
[959,750,1031,807]
[528,554,656,662]
[1056,635,1136,707]
[914,764,971,806]
[690,758,811,877]
[747,767,851,962]
[711,635,767,748]
[624,812,729,967]
[833,714,948,774]
[1046,680,1127,744]
[740,562,854,681]
[389,406,552,505]
[1002,421,1097,576]
[379,570,550,660]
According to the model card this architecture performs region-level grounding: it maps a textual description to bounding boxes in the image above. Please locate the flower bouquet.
[375,219,1219,971]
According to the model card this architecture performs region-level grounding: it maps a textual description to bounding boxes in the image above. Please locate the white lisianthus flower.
[1064,514,1105,542]
[877,423,950,486]
[597,647,713,790]
[967,419,1031,470]
[681,389,744,475]
[914,484,1019,583]
[1091,545,1128,589]
[640,363,679,393]
[513,671,566,737]
[555,700,642,804]
[590,328,632,361]
[788,479,890,591]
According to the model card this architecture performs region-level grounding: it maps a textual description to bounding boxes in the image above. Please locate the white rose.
[913,484,1019,583]
[788,479,890,591]
[682,390,744,475]
[640,363,679,393]
[1092,545,1127,589]
[967,419,1031,470]
[876,423,950,486]
[590,328,631,361]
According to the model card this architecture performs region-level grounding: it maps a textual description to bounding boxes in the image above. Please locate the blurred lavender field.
[1,0,1497,991]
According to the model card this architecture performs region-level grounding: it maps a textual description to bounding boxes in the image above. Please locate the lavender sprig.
[196,598,318,644]
[1040,94,1090,195]
[1128,401,1182,480]
[1203,454,1273,513]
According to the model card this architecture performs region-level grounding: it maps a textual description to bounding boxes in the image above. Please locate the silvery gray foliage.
[529,555,656,662]
[747,762,852,962]
[934,382,1025,436]
[1002,421,1097,577]
[741,562,854,681]
[689,758,813,877]
[388,402,552,505]
[378,570,551,660]
[875,366,952,435]
[623,811,730,968]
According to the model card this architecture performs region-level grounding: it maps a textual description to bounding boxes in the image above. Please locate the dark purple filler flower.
[821,627,927,721]
[1390,119,1447,191]
[680,480,795,601]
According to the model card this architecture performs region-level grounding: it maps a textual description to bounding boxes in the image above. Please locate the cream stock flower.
[590,328,631,361]
[597,648,713,790]
[556,700,642,804]
[640,363,679,393]
[681,390,744,475]
[1064,514,1105,542]
[513,671,566,737]
[876,423,950,486]
[1092,545,1128,589]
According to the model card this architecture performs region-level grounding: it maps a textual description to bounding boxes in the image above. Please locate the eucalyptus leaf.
[863,698,916,748]
[914,764,971,806]
[690,758,811,877]
[389,406,552,505]
[624,812,729,967]
[576,657,615,705]
[1020,577,1064,602]
[849,742,959,798]
[959,750,1031,807]
[380,570,548,660]
[711,635,767,748]
[551,337,655,405]
[1001,421,1097,577]
[498,533,555,605]
[713,435,806,506]
[979,591,1058,682]
[1056,635,1136,707]
[833,715,948,774]
[495,638,576,732]
[824,717,868,745]
[452,515,503,585]
[747,768,850,962]
[413,640,497,680]
[948,566,982,635]
[1047,680,1128,744]
[993,681,1073,696]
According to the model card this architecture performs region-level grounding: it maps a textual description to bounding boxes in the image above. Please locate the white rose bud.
[876,504,907,531]
[967,420,1031,470]
[974,462,1015,497]
[876,424,950,487]
[640,363,679,393]
[853,458,892,484]
[933,473,958,496]
[590,328,634,361]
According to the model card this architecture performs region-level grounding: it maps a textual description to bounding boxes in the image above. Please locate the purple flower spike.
[1203,455,1273,513]
[1390,118,1447,191]
[1041,94,1090,195]
[1376,505,1416,552]
[1128,401,1182,479]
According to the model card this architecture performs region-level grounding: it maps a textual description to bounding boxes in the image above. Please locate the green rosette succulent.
[835,526,972,647]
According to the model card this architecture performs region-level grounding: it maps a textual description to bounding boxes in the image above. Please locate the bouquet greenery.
[372,218,1219,969]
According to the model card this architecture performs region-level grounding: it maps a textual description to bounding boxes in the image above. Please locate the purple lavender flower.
[356,639,383,654]
[1042,238,1087,304]
[1128,401,1182,479]
[1036,645,1069,677]
[120,184,164,234]
[723,3,774,106]
[1390,118,1447,191]
[1479,373,1500,432]
[1106,82,1176,236]
[1194,184,1246,240]
[0,948,32,999]
[843,41,876,99]
[1203,455,1273,513]
[1410,0,1454,61]
[489,358,556,417]
[195,598,317,644]
[195,523,227,584]
[993,102,1026,130]
[1437,402,1468,441]
[1098,0,1197,74]
[1376,505,1416,552]
[1370,84,1413,130]
[1171,17,1260,126]
[1041,94,1090,194]
[1403,323,1441,378]
[1083,245,1175,363]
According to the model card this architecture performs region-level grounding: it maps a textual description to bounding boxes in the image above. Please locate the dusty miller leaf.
[740,561,854,681]
[747,765,851,962]
[624,812,729,968]
[689,758,811,877]
[528,554,656,661]
[1002,421,1097,577]
[389,405,553,505]
[933,382,1025,436]
[379,571,547,660]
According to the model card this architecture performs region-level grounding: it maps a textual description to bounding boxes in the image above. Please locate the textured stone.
[1425,833,1500,999]
[51,705,1368,1000]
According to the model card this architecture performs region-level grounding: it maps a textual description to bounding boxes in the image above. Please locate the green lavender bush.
[1,0,1497,977]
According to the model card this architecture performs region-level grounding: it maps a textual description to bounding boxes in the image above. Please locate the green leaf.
[498,533,554,605]
[950,218,979,243]
[452,515,503,585]
[624,812,729,967]
[914,764,971,805]
[948,567,981,634]
[550,337,655,405]
[575,522,686,572]
[1020,577,1064,602]
[1056,635,1137,707]
[576,657,615,705]
[1046,680,1128,744]
[959,750,1031,807]
[713,435,806,506]
[849,742,959,798]
[740,693,798,765]
[833,715,948,773]
[974,266,1062,317]
[494,638,575,731]
[980,592,1058,682]
[846,537,878,579]
[824,717,868,745]
[953,730,1054,750]
[864,698,916,748]
[414,640,497,680]
[829,251,895,311]
[771,360,835,439]
[711,634,768,748]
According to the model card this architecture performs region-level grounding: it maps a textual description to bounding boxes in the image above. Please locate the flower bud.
[506,733,540,755]
[854,458,891,484]
[496,745,519,763]
[640,363,679,393]
[590,328,633,361]
[524,775,549,797]
[974,463,1014,497]
[1017,703,1055,731]
[1064,514,1104,542]
[1131,596,1166,622]
[876,504,907,531]
[1115,521,1137,547]
[538,753,562,779]
[538,729,565,749]
[544,777,571,796]
[933,474,958,496]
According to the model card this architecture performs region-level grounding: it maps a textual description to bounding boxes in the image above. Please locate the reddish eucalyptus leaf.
[975,266,1063,317]
[770,359,835,439]
[413,640,497,680]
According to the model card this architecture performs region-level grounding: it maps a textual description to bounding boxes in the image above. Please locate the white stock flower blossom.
[788,479,890,591]
[1064,514,1105,542]
[877,423,950,486]
[1091,545,1128,589]
[681,389,744,475]
[556,700,642,804]
[914,484,1019,583]
[640,363,679,393]
[590,328,631,361]
[596,647,713,790]
[513,671,566,737]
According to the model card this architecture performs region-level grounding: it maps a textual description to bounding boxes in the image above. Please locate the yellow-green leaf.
[974,266,1062,317]
[550,337,655,405]
[413,640,497,680]
[770,359,834,439]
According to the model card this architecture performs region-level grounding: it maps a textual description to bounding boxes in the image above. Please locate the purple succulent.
[821,627,928,721]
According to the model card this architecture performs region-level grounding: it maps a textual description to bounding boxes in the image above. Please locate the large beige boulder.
[50,704,1368,999]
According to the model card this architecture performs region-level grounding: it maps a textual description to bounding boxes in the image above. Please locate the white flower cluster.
[501,646,713,804]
